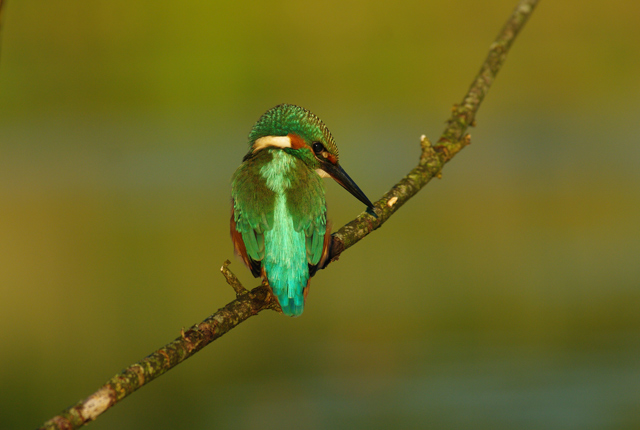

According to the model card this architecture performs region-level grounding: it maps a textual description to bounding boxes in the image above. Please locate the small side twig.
[221,259,248,297]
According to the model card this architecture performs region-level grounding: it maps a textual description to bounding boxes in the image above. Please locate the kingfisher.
[230,104,375,316]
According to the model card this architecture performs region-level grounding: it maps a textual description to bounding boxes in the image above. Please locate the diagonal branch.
[40,263,278,430]
[330,0,539,255]
[37,1,539,428]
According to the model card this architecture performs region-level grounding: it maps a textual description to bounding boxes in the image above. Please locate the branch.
[39,263,278,430]
[38,1,539,428]
[331,0,539,256]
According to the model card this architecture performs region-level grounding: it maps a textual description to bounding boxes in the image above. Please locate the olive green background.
[1,1,639,429]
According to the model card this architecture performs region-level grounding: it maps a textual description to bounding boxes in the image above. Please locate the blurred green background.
[1,0,640,429]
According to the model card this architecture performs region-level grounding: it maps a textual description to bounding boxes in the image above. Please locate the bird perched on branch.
[231,104,375,316]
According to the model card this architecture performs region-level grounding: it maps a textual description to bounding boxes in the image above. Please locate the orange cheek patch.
[326,153,338,165]
[288,133,307,149]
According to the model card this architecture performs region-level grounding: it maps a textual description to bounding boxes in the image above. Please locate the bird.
[230,104,375,316]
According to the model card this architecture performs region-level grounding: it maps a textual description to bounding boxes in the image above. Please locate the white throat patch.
[252,135,292,153]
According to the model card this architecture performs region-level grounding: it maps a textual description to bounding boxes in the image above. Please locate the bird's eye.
[312,142,324,154]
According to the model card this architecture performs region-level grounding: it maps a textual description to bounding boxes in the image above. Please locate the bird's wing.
[230,206,263,277]
[230,161,275,278]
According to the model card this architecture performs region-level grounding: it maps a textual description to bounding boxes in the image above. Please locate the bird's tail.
[262,267,309,317]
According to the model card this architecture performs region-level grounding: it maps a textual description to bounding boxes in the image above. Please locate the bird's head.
[247,104,374,211]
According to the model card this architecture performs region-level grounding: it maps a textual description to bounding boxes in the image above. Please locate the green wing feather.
[231,153,275,264]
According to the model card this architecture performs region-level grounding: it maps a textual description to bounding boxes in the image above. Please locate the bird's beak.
[322,162,375,211]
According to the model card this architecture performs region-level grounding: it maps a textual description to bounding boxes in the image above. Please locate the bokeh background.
[1,1,639,429]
